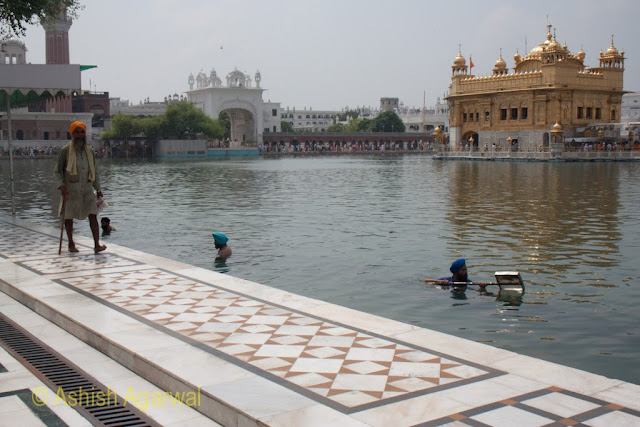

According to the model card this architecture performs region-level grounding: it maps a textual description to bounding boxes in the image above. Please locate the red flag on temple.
[470,55,475,70]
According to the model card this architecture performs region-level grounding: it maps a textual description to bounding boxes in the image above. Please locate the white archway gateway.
[185,68,281,145]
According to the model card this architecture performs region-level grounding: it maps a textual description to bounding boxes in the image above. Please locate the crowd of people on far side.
[0,145,64,157]
[259,140,435,153]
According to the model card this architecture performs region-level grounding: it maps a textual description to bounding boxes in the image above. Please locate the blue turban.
[212,232,229,244]
[450,258,466,274]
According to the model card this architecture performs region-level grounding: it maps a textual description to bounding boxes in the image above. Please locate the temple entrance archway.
[221,108,255,145]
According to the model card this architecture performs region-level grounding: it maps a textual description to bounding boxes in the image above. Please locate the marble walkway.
[0,215,639,426]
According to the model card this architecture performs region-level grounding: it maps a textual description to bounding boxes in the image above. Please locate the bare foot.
[94,244,107,253]
[68,244,79,253]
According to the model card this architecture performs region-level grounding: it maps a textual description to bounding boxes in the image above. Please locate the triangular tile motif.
[342,361,389,375]
[439,371,460,379]
[301,347,346,359]
[308,387,331,397]
[54,265,493,409]
[268,335,309,346]
[361,390,384,399]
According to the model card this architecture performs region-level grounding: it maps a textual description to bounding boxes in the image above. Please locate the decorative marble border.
[48,266,505,414]
[419,386,640,426]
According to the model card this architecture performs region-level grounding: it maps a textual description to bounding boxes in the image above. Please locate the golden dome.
[577,47,585,61]
[605,36,619,56]
[548,30,562,51]
[529,25,553,56]
[514,50,521,62]
[552,122,563,131]
[494,53,506,69]
[453,48,466,67]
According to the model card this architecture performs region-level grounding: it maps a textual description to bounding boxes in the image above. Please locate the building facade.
[622,92,640,123]
[279,107,340,132]
[185,68,280,145]
[446,25,625,150]
[380,97,399,112]
[1,40,27,65]
[0,8,101,146]
[110,98,169,117]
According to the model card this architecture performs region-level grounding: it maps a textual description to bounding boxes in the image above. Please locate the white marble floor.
[1,216,639,426]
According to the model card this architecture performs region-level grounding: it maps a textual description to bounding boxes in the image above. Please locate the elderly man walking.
[54,121,106,253]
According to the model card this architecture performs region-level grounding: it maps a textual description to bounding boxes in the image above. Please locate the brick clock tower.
[42,9,73,112]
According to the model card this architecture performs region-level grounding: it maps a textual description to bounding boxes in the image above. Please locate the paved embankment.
[1,215,639,426]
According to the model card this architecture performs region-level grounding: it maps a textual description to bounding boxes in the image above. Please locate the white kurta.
[63,150,98,220]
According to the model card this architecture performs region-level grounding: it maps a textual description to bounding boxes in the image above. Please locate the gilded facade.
[446,25,625,150]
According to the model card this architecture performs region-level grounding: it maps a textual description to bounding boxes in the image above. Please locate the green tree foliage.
[109,113,141,139]
[218,111,231,138]
[280,120,294,132]
[371,111,405,132]
[138,115,164,139]
[157,101,225,139]
[344,118,372,133]
[327,118,373,133]
[326,123,345,132]
[102,102,226,141]
[1,0,81,39]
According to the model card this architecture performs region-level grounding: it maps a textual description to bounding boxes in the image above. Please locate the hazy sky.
[18,0,640,110]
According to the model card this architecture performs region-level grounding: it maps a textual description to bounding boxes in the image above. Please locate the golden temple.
[446,24,625,150]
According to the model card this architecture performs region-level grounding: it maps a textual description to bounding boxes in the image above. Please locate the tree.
[138,115,164,139]
[326,123,345,132]
[372,111,405,132]
[163,101,225,139]
[344,118,372,133]
[1,0,81,39]
[280,120,294,132]
[109,113,142,139]
[218,111,231,139]
[102,102,226,141]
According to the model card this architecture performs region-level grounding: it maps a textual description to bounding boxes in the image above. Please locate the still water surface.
[1,155,639,384]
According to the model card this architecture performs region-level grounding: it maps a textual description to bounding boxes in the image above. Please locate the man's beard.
[73,137,86,149]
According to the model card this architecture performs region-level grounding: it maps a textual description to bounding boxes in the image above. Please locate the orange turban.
[69,121,86,134]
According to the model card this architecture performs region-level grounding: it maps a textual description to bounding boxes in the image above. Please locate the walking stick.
[58,177,68,255]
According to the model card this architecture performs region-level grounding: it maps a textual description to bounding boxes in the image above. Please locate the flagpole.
[422,91,426,132]
[6,93,15,216]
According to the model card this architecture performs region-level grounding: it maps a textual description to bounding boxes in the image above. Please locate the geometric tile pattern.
[58,268,498,412]
[420,386,640,426]
[0,225,61,260]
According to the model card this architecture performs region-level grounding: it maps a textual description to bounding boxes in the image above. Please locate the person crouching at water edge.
[54,121,106,253]
[212,232,232,259]
[423,258,474,290]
